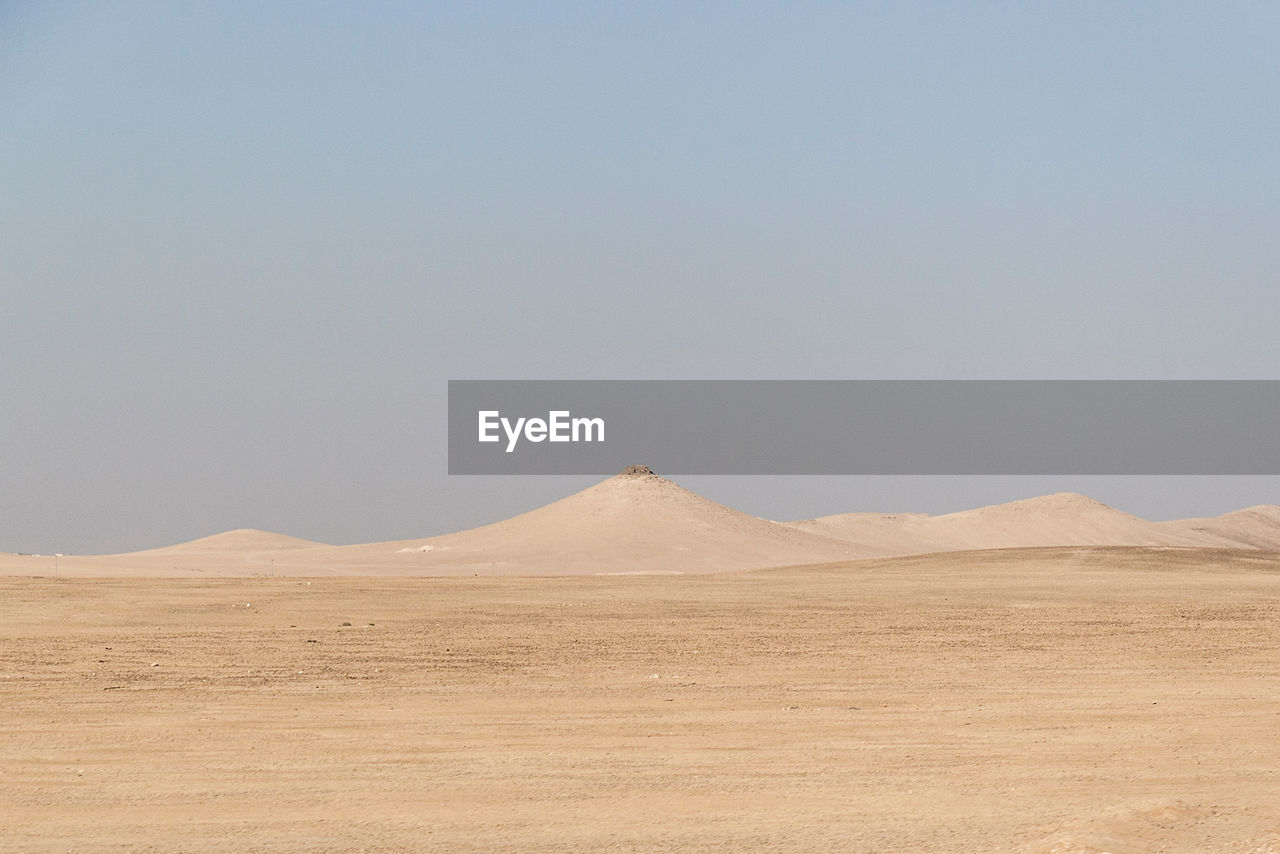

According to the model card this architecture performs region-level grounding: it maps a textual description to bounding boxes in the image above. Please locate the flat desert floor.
[4,547,1280,852]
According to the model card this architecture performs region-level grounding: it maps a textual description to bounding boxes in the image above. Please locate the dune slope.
[1156,504,1280,549]
[133,528,330,554]
[788,492,1227,556]
[302,465,861,575]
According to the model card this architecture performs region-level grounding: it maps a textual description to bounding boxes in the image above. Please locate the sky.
[4,2,1280,553]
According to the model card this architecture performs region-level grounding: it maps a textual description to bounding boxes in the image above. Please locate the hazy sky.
[4,2,1280,553]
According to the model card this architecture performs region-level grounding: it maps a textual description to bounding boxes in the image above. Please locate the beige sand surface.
[3,547,1279,852]
[9,472,1280,578]
[1158,505,1280,550]
[3,467,859,578]
[788,493,1246,557]
[326,464,861,575]
[133,529,331,553]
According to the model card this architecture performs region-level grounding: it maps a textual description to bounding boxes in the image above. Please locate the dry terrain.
[786,494,1280,555]
[4,547,1280,852]
[0,468,859,578]
[9,470,1280,579]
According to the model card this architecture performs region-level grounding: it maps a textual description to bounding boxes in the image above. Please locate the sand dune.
[0,528,332,577]
[132,528,329,554]
[5,472,1279,578]
[293,465,861,575]
[1155,504,1280,549]
[788,492,1228,556]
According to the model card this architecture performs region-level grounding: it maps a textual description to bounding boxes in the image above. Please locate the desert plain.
[3,468,1280,852]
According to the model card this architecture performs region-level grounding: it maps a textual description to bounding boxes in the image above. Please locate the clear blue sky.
[4,2,1280,552]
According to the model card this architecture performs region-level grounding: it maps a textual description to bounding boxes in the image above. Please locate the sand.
[10,472,1280,578]
[786,492,1255,557]
[330,464,861,575]
[4,470,1280,850]
[3,547,1279,852]
[132,528,331,553]
[2,467,859,578]
[1157,505,1280,550]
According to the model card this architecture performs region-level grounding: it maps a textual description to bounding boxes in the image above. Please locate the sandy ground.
[4,546,1280,852]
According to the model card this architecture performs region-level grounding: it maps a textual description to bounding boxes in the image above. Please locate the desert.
[12,2,1278,851]
[3,468,1280,852]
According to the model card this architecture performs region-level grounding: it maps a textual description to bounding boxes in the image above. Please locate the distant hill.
[1156,505,1280,550]
[309,465,860,575]
[787,493,1225,556]
[5,476,1277,578]
[131,528,330,553]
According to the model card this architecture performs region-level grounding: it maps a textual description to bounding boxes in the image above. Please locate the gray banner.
[448,381,1280,474]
